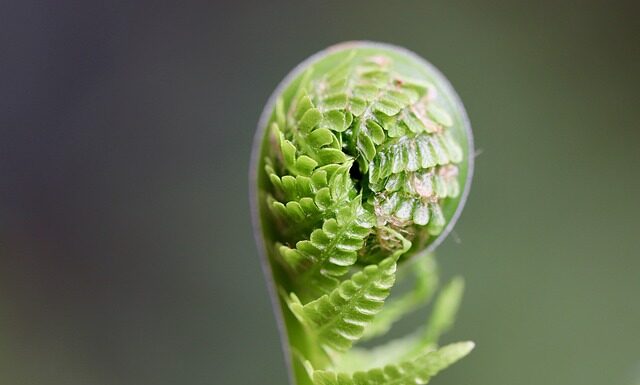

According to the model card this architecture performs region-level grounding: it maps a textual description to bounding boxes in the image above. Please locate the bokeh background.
[2,1,639,384]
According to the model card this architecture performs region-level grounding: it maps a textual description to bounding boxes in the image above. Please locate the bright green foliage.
[279,196,376,298]
[288,256,398,353]
[265,158,353,242]
[334,274,465,372]
[360,253,438,341]
[311,342,474,385]
[254,43,473,385]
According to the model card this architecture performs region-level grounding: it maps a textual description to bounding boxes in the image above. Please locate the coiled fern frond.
[250,42,474,385]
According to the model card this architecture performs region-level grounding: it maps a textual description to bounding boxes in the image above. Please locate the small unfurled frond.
[338,276,465,371]
[361,254,438,341]
[279,196,376,295]
[312,341,474,385]
[288,256,398,353]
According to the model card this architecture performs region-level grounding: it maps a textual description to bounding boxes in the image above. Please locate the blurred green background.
[1,1,639,384]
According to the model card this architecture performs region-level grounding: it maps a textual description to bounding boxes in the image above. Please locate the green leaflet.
[336,276,466,372]
[311,342,474,385]
[272,122,319,177]
[292,94,351,166]
[266,161,355,242]
[252,42,474,385]
[311,55,421,168]
[279,196,376,298]
[360,253,438,341]
[288,255,399,354]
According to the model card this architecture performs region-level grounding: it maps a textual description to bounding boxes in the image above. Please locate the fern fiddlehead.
[250,42,474,385]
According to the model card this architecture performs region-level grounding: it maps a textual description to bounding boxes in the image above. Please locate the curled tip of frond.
[254,42,473,385]
[264,46,469,265]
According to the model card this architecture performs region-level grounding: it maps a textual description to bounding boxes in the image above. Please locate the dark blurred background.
[1,1,639,384]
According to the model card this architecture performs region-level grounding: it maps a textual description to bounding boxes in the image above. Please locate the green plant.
[250,41,474,385]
